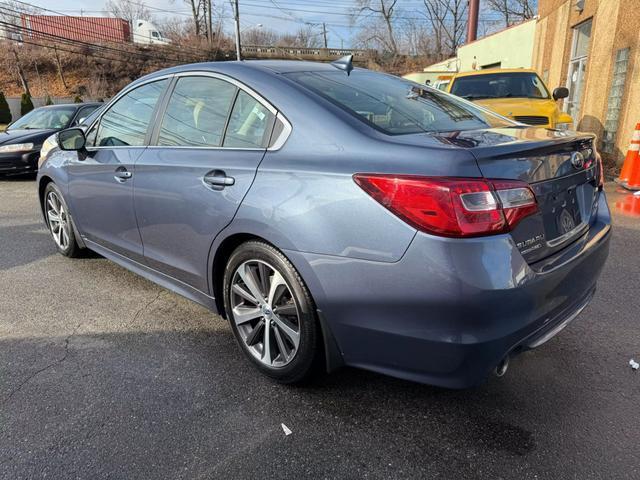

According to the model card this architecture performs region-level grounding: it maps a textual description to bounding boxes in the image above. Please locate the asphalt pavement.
[1,178,639,479]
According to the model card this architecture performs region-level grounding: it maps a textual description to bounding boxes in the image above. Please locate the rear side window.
[157,76,237,147]
[223,91,274,148]
[286,70,512,135]
[95,79,168,147]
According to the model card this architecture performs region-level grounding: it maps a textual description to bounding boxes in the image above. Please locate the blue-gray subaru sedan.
[37,60,611,388]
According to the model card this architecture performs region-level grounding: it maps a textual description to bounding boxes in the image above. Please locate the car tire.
[223,240,319,384]
[43,182,83,258]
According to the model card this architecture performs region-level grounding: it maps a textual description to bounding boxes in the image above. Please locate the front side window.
[223,91,274,148]
[287,70,513,135]
[9,106,76,130]
[95,79,168,147]
[157,76,237,147]
[450,72,550,100]
[72,105,100,126]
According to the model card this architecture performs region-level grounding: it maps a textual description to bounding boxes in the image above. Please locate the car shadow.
[0,222,56,270]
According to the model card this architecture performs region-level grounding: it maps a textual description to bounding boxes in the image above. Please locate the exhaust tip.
[495,356,510,377]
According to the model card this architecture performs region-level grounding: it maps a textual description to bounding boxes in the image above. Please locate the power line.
[4,0,211,61]
[0,12,202,65]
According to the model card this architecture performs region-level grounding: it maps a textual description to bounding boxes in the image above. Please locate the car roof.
[452,68,538,79]
[36,102,103,109]
[137,59,349,84]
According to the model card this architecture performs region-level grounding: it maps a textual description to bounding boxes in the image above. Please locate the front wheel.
[43,183,82,258]
[223,241,319,384]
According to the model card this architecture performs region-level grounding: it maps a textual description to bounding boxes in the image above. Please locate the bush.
[73,95,83,103]
[44,94,53,105]
[20,93,34,116]
[0,91,11,124]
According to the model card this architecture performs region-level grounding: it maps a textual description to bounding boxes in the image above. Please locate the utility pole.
[466,0,479,43]
[322,22,328,49]
[208,0,213,44]
[233,0,241,61]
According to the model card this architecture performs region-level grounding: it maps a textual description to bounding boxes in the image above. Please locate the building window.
[565,19,592,121]
[602,48,631,153]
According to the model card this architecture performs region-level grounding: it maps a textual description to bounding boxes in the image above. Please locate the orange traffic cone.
[618,122,640,183]
[625,152,640,190]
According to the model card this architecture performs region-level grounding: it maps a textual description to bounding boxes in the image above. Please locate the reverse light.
[0,142,34,153]
[353,174,538,238]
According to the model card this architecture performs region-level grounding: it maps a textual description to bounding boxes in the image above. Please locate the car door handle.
[114,167,132,183]
[203,170,235,190]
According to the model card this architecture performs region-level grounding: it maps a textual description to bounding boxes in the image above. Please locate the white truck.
[132,19,171,45]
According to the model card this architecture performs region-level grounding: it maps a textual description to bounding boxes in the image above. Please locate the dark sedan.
[0,102,102,176]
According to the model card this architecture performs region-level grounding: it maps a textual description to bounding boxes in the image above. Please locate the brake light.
[353,174,538,238]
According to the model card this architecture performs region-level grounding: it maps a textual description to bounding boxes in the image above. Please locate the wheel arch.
[37,175,54,219]
[209,230,344,373]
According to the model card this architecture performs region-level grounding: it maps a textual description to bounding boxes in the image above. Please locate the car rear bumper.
[285,190,611,388]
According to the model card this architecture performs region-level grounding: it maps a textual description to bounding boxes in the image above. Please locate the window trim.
[84,70,292,152]
[85,74,174,151]
[149,71,284,151]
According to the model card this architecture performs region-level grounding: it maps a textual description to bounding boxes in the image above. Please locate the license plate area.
[538,175,590,248]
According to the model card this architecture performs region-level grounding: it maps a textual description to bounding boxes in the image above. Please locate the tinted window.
[72,105,100,126]
[95,79,168,147]
[450,73,550,100]
[158,76,237,147]
[287,70,512,135]
[223,91,274,148]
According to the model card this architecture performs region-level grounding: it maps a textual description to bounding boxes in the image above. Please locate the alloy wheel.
[230,259,301,368]
[46,191,70,250]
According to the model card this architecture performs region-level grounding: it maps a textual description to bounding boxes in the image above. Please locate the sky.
[22,0,508,50]
[23,0,360,48]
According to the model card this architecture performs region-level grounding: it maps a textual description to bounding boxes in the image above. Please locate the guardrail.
[241,45,373,61]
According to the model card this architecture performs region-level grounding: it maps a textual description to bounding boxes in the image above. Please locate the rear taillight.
[353,174,538,238]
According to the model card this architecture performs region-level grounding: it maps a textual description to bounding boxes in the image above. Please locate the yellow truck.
[447,68,573,130]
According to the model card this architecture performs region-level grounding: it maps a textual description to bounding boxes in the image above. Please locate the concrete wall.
[457,19,537,71]
[534,0,640,165]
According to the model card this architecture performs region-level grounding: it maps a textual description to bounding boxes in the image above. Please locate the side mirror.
[57,128,86,151]
[552,87,569,100]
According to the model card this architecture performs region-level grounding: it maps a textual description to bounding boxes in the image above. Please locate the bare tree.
[486,0,537,26]
[242,28,279,46]
[354,0,400,54]
[422,0,467,58]
[105,0,152,23]
[276,26,323,48]
[176,0,215,40]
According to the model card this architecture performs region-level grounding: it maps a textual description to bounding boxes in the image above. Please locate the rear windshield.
[450,72,550,100]
[285,70,513,135]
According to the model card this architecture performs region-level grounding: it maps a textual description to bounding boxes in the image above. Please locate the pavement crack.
[126,290,164,327]
[1,323,80,406]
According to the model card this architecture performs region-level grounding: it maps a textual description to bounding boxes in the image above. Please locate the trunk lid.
[432,127,600,263]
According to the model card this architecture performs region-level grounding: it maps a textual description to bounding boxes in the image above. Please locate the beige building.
[406,20,537,84]
[533,0,640,165]
[457,19,537,71]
